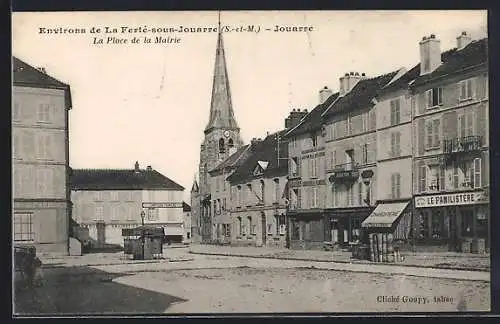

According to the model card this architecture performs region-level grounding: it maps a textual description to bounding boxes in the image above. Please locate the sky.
[12,10,487,203]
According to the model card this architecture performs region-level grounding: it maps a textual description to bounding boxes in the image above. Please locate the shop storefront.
[361,200,412,241]
[324,207,374,248]
[413,190,489,253]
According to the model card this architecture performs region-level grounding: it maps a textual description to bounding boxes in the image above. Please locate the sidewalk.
[38,249,193,268]
[188,244,490,272]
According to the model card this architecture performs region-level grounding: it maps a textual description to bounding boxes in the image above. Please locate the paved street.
[14,247,490,315]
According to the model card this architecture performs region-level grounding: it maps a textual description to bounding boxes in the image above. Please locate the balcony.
[443,136,483,156]
[328,162,359,183]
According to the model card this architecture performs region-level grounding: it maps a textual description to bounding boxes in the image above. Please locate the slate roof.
[70,168,185,191]
[322,70,399,118]
[411,38,488,87]
[182,202,191,212]
[378,65,420,97]
[209,144,250,174]
[226,130,288,184]
[12,56,72,109]
[284,92,340,138]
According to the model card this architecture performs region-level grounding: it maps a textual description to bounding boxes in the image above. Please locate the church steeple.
[204,12,240,134]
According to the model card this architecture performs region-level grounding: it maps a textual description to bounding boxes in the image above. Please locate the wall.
[12,86,69,255]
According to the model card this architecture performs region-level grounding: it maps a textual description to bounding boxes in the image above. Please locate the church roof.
[209,144,250,174]
[204,27,240,134]
[70,168,184,191]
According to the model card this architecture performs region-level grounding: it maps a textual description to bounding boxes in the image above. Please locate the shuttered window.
[419,165,427,192]
[391,173,401,199]
[473,158,482,189]
[390,99,401,126]
[459,78,475,101]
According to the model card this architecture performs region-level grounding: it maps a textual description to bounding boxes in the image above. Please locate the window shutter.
[466,111,474,136]
[426,120,433,148]
[459,81,466,100]
[458,114,465,138]
[473,158,481,188]
[453,162,460,189]
[396,173,401,198]
[433,119,441,147]
[395,132,401,156]
[390,132,395,157]
[439,166,445,191]
[419,165,427,192]
[391,174,395,198]
[438,88,443,105]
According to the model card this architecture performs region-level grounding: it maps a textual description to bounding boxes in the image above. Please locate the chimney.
[456,31,472,50]
[339,72,365,96]
[419,34,441,75]
[285,109,308,129]
[37,67,47,74]
[134,161,140,173]
[319,86,333,104]
[146,165,152,171]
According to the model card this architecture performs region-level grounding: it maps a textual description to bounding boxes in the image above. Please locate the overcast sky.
[12,10,487,202]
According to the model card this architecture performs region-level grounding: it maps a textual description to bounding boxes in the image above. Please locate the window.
[246,184,252,205]
[458,112,475,138]
[390,99,401,125]
[453,162,460,189]
[222,198,227,211]
[219,138,225,153]
[147,208,159,221]
[312,134,318,148]
[36,168,53,196]
[36,133,53,159]
[461,209,474,237]
[332,185,337,207]
[459,78,475,101]
[309,158,318,178]
[13,213,34,242]
[419,165,427,192]
[425,88,443,108]
[37,103,52,122]
[420,210,445,239]
[473,158,482,189]
[347,184,354,206]
[362,144,368,164]
[22,131,35,156]
[110,206,119,221]
[259,180,265,204]
[425,118,441,149]
[238,217,243,235]
[111,191,119,201]
[391,173,401,199]
[390,132,401,157]
[358,182,363,205]
[273,179,280,203]
[311,187,318,208]
[95,206,104,221]
[95,191,104,201]
[248,217,255,235]
[331,150,337,169]
[237,186,242,207]
[224,224,231,237]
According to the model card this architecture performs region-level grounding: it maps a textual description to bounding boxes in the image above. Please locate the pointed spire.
[205,11,240,133]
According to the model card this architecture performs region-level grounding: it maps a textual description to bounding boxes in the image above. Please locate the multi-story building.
[282,89,338,250]
[208,144,251,244]
[411,33,489,252]
[360,66,420,241]
[12,57,72,255]
[70,162,185,246]
[321,71,405,249]
[194,19,244,244]
[182,202,192,243]
[226,132,289,248]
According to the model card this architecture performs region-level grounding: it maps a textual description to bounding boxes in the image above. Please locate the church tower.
[195,12,244,242]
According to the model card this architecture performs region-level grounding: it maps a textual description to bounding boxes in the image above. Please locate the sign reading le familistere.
[414,191,487,208]
[142,202,183,208]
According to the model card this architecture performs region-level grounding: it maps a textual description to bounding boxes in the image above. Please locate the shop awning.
[361,201,410,228]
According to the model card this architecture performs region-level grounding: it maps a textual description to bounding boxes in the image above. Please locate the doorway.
[261,212,266,246]
[96,221,106,246]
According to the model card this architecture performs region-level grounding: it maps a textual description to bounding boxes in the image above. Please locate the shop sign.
[329,170,359,183]
[142,202,183,208]
[414,191,488,208]
[288,179,302,187]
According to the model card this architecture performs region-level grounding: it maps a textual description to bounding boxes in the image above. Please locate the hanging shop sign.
[414,191,488,208]
[329,169,359,183]
[361,169,374,179]
[142,202,183,208]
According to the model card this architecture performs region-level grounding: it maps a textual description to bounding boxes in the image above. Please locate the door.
[96,221,106,246]
[261,213,267,246]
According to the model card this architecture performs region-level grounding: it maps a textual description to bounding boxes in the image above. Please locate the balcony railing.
[328,162,359,183]
[443,136,483,155]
